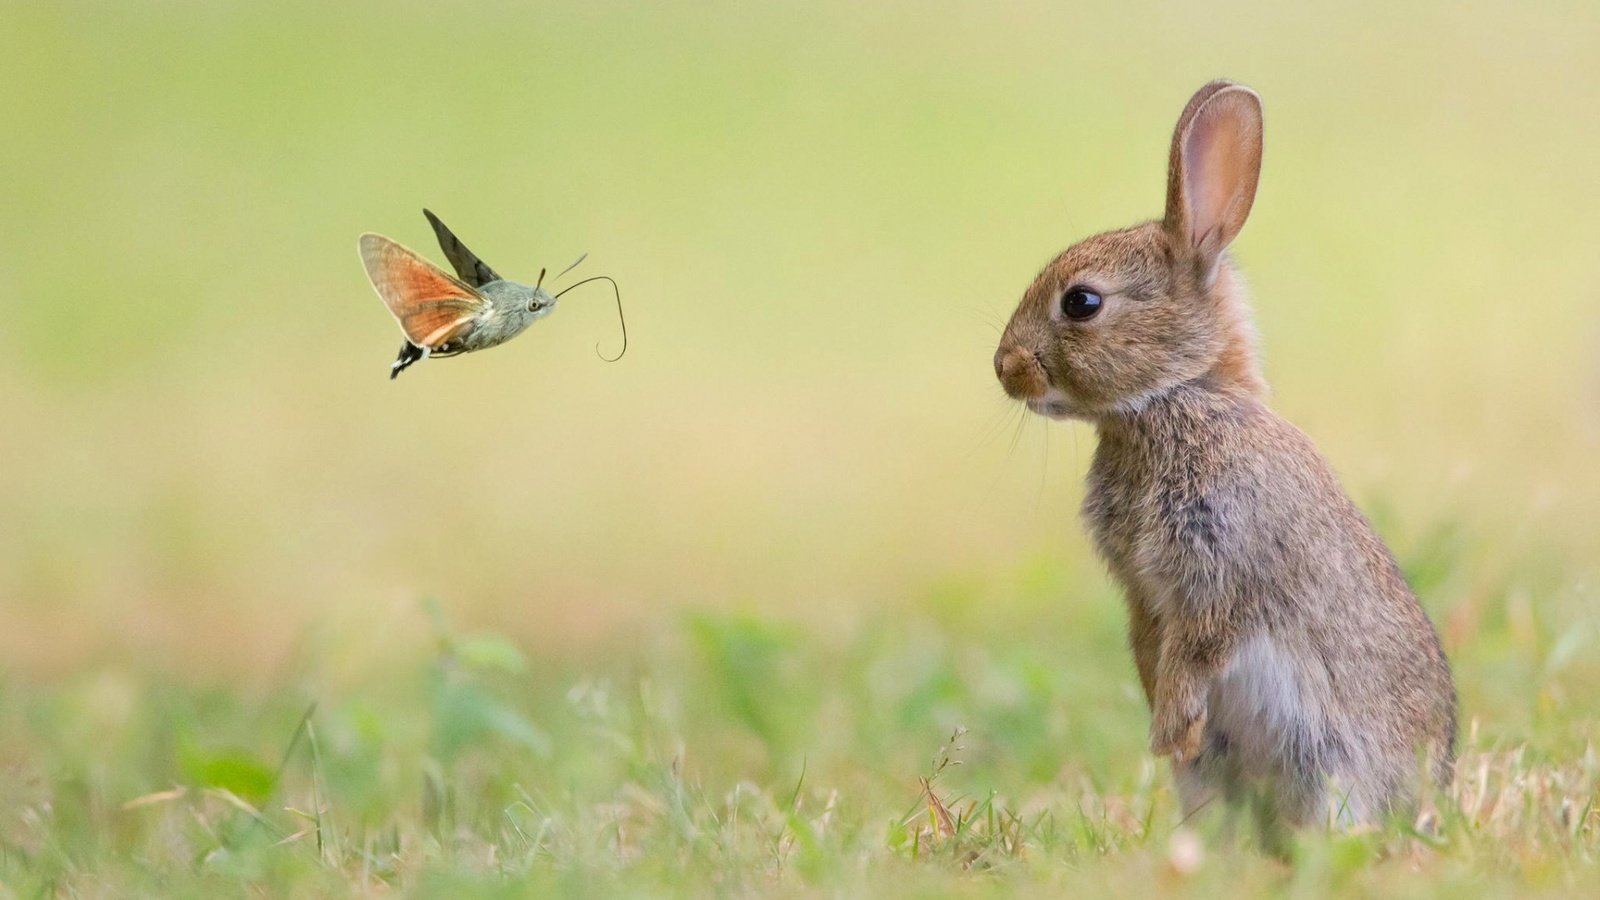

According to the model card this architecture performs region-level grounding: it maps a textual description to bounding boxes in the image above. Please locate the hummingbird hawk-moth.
[360,209,625,378]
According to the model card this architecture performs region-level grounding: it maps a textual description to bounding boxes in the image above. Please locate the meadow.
[1,0,1597,895]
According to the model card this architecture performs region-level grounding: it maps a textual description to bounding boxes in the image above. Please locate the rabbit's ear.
[1164,81,1263,276]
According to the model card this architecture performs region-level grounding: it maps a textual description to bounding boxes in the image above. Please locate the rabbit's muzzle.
[994,345,1049,401]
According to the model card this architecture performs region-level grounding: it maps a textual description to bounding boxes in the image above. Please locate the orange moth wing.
[359,233,490,348]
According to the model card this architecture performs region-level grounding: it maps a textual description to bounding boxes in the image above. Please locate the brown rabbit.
[994,81,1455,829]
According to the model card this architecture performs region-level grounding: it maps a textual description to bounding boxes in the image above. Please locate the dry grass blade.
[920,776,957,840]
[273,827,313,847]
[120,786,187,811]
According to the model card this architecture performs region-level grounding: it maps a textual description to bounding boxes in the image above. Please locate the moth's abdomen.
[390,341,425,379]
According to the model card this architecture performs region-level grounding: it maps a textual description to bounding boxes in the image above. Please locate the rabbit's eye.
[1061,288,1103,321]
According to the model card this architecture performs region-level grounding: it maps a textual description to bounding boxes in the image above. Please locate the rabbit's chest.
[1083,453,1228,613]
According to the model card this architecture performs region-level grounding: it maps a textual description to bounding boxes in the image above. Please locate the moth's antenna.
[553,275,627,362]
[553,252,588,284]
[535,267,547,291]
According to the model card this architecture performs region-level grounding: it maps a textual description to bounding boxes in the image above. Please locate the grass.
[3,538,1597,896]
[1,0,1598,895]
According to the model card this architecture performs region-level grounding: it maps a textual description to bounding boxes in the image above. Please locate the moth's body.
[994,83,1455,834]
[433,279,557,355]
[386,278,557,377]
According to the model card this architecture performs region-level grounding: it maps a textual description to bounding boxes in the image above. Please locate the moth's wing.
[422,208,501,288]
[359,233,490,350]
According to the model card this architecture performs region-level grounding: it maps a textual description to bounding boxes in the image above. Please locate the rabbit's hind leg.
[1173,731,1246,834]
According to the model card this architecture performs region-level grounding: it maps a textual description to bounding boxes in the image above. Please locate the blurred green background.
[1,0,1597,892]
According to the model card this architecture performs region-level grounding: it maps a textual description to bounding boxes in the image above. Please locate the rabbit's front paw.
[1150,707,1207,762]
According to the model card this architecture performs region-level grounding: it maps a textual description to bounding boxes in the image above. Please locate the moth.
[359,209,625,378]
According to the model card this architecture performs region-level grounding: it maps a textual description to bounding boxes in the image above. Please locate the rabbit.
[993,80,1456,831]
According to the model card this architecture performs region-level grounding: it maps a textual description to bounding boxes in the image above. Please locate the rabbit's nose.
[994,346,1047,400]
